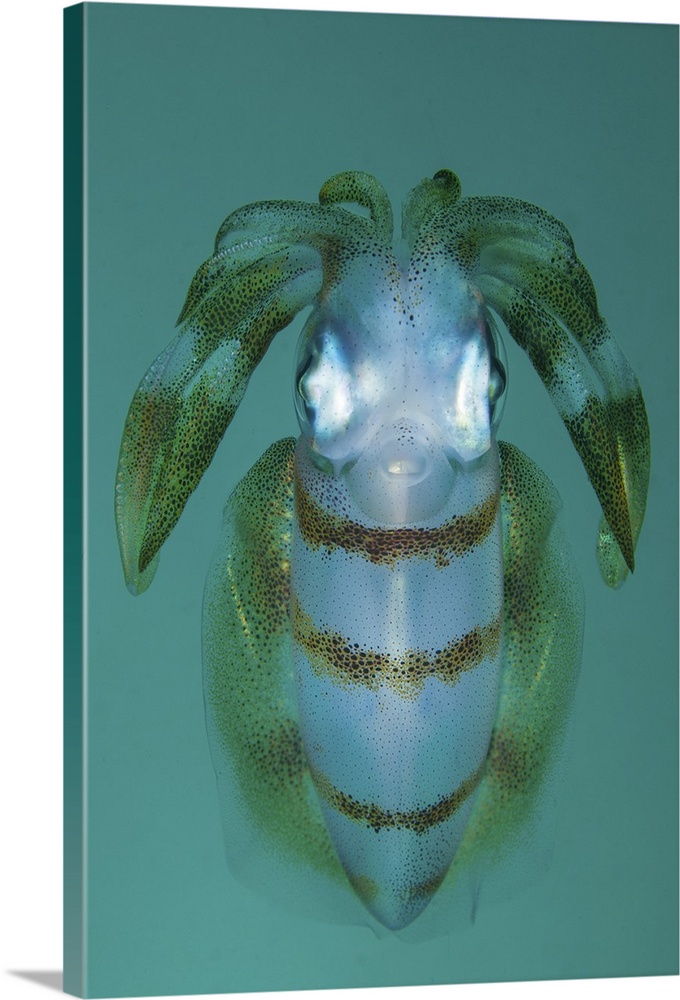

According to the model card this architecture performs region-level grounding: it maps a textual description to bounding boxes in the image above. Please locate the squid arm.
[115,175,392,594]
[403,170,650,587]
[116,170,649,594]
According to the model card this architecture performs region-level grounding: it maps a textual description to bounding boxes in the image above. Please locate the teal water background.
[76,3,678,995]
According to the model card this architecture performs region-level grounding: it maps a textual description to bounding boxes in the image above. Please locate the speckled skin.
[115,171,650,932]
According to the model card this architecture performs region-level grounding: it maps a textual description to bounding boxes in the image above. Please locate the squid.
[115,170,650,934]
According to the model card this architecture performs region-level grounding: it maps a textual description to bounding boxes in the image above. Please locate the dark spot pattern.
[203,439,345,882]
[295,472,500,567]
[117,168,648,596]
[292,595,502,698]
[451,442,583,877]
[405,173,649,586]
[311,762,485,835]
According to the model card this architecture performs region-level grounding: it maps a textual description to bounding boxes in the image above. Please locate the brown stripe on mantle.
[311,762,485,834]
[292,596,502,698]
[294,473,499,567]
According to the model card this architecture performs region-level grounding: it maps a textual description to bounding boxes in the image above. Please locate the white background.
[0,1,676,1000]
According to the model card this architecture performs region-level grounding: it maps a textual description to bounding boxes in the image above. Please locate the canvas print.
[115,166,649,933]
[64,3,679,997]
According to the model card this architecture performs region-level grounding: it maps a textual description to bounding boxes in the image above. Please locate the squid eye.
[296,338,355,435]
[487,323,508,428]
[296,354,316,427]
[293,310,388,470]
[293,316,367,467]
[294,353,320,442]
[489,357,506,407]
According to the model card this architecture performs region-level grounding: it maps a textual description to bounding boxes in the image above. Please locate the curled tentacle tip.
[433,168,461,189]
[432,169,462,203]
[318,171,393,243]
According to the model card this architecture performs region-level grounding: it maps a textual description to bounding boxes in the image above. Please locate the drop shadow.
[10,971,63,993]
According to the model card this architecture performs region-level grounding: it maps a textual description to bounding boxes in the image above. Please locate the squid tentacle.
[116,253,323,593]
[180,204,345,325]
[319,170,394,243]
[117,169,649,596]
[116,172,397,595]
[403,172,650,585]
[465,214,649,584]
[401,169,462,246]
[214,200,353,248]
[479,275,637,577]
[184,173,395,329]
[473,246,648,585]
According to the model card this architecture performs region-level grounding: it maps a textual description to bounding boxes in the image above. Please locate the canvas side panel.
[64,4,87,996]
